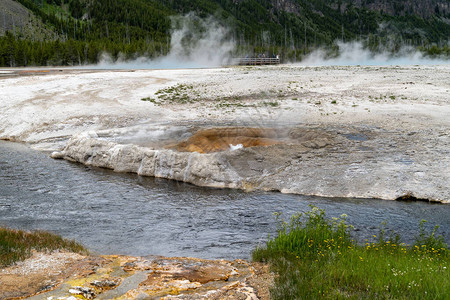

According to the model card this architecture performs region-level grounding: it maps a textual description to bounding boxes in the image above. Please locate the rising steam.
[93,15,448,69]
[301,41,449,66]
[95,14,234,69]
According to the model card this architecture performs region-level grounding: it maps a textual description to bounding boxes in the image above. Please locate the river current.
[0,140,448,260]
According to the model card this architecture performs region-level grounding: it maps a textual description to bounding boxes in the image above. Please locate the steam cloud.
[93,15,448,69]
[95,14,235,69]
[301,41,449,66]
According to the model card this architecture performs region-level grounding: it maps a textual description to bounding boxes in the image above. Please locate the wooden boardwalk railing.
[238,57,280,65]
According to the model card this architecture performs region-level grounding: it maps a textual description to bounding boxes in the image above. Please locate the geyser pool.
[0,140,448,260]
[174,127,284,153]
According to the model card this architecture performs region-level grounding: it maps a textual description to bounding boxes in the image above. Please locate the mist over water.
[301,41,449,66]
[93,14,235,70]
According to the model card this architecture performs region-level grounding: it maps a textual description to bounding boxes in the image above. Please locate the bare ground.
[1,65,449,202]
[0,252,272,299]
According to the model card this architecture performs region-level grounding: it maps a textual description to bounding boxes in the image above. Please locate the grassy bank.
[253,207,449,299]
[0,227,87,267]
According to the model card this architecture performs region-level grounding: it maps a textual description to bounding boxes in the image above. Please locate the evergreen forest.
[0,0,449,67]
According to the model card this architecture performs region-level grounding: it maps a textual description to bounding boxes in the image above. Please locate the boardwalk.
[238,57,280,65]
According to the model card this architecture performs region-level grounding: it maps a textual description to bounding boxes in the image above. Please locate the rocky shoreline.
[54,121,449,203]
[0,251,271,299]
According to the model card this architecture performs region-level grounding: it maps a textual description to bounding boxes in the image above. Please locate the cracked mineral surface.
[1,65,448,202]
[1,63,448,299]
[0,252,272,299]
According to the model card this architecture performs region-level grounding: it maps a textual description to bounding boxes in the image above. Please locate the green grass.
[0,227,88,267]
[153,84,196,104]
[141,97,159,104]
[253,207,449,299]
[262,101,280,107]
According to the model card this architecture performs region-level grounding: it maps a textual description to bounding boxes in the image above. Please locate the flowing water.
[0,140,448,260]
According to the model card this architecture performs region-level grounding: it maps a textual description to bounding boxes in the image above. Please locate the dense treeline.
[0,0,172,66]
[0,0,449,66]
[0,32,169,66]
[12,0,171,42]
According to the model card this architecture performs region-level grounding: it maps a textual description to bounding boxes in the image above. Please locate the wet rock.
[18,255,272,299]
[50,151,64,159]
[90,278,121,289]
[59,125,449,203]
[69,286,95,299]
[62,133,243,189]
[0,252,104,300]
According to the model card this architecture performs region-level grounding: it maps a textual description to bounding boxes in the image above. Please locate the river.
[0,140,448,260]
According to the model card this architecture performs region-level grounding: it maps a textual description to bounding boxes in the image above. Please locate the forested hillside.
[0,0,449,66]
